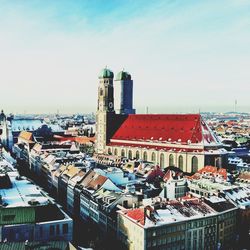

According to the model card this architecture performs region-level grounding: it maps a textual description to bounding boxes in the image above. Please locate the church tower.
[0,110,8,148]
[114,70,135,115]
[96,68,115,153]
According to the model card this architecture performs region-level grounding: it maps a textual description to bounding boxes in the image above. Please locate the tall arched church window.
[121,149,125,157]
[128,150,132,159]
[136,151,140,160]
[178,155,183,171]
[160,153,165,168]
[143,152,148,161]
[169,154,174,166]
[151,152,156,162]
[191,156,198,173]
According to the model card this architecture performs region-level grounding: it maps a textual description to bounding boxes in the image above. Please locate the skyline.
[0,0,250,114]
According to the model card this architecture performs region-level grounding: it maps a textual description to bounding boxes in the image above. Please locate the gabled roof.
[18,131,33,143]
[110,114,219,146]
[125,208,145,226]
[80,170,108,190]
[146,165,164,181]
[32,143,42,152]
[54,164,68,178]
[163,170,173,182]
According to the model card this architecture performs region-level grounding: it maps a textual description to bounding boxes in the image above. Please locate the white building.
[0,160,73,242]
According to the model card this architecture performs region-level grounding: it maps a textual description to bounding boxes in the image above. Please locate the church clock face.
[108,102,113,109]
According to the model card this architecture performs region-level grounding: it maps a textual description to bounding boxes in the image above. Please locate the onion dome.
[115,70,131,81]
[98,68,114,79]
[0,110,6,122]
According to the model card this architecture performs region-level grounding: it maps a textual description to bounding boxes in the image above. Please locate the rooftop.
[120,197,218,228]
[110,114,220,146]
[0,171,49,208]
[0,241,75,250]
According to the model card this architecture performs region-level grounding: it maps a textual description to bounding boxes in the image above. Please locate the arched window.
[114,148,118,156]
[151,152,156,162]
[136,151,140,160]
[169,154,174,166]
[128,150,132,159]
[143,152,148,161]
[121,149,125,157]
[191,156,198,173]
[178,155,183,171]
[160,153,165,168]
[108,148,112,155]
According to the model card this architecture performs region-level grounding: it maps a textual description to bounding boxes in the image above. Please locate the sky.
[0,0,249,114]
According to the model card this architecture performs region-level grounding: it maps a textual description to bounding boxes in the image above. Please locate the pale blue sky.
[0,0,249,114]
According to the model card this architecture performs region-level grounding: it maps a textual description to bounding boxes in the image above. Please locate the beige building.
[117,196,237,250]
[95,68,228,173]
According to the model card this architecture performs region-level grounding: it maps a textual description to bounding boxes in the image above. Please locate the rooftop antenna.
[234,99,237,113]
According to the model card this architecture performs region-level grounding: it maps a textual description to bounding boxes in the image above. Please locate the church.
[98,68,227,173]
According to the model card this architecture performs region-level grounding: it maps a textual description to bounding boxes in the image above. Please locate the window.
[123,200,128,208]
[50,225,55,236]
[108,148,112,155]
[191,156,198,173]
[160,153,165,168]
[114,148,118,156]
[128,150,132,159]
[169,154,174,166]
[178,155,184,171]
[40,227,43,237]
[63,224,68,234]
[143,151,147,161]
[151,152,156,162]
[136,151,140,160]
[121,149,125,157]
[56,224,60,235]
[2,215,15,221]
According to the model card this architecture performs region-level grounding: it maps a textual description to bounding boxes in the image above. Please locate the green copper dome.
[115,71,131,81]
[98,68,114,79]
[0,110,6,122]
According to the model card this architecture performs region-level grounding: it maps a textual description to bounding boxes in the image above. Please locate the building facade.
[95,69,228,173]
[117,197,237,250]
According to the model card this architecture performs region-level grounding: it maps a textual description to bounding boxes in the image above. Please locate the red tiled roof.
[88,175,108,189]
[163,170,173,182]
[146,166,164,181]
[111,114,213,144]
[126,208,145,226]
[81,170,108,190]
[198,166,217,174]
[190,166,227,180]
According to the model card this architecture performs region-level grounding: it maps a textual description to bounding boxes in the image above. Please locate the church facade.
[96,68,228,173]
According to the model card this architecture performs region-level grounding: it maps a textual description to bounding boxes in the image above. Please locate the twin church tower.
[96,68,135,153]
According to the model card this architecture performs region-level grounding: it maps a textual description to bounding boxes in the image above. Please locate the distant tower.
[96,68,115,153]
[0,110,8,147]
[234,99,237,113]
[114,70,135,115]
